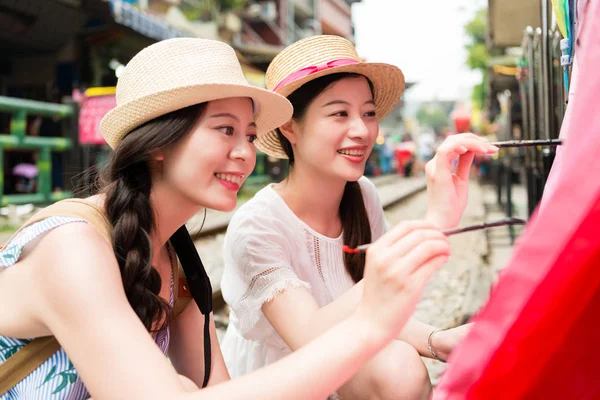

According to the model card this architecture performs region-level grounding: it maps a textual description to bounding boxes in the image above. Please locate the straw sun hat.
[100,38,292,148]
[255,35,406,159]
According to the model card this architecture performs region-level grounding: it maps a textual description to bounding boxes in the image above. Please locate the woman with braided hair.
[0,38,451,400]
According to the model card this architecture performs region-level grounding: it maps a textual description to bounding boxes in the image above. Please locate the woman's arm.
[19,219,445,400]
[18,222,390,400]
[20,222,388,400]
[196,219,451,400]
[184,315,384,400]
[262,221,447,351]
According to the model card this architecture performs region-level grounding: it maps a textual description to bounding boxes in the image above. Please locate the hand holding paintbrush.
[343,217,526,254]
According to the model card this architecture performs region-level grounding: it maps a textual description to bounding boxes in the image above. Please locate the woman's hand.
[425,133,498,229]
[356,220,451,342]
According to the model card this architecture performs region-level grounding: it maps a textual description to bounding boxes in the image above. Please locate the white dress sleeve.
[221,202,311,336]
[358,176,391,240]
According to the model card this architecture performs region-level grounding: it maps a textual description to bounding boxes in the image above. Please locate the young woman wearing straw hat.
[0,38,451,400]
[220,35,498,399]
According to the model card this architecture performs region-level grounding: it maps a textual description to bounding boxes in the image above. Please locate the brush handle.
[490,139,563,148]
[442,218,526,235]
[343,218,527,254]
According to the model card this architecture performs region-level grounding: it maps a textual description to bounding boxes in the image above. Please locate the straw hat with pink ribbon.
[255,35,406,159]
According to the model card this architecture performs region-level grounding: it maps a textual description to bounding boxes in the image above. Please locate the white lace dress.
[220,176,389,378]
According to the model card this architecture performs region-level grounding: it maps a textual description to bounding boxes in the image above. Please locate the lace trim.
[305,229,333,303]
[236,267,311,335]
[244,267,282,294]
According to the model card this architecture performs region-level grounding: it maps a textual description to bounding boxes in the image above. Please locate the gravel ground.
[382,184,489,384]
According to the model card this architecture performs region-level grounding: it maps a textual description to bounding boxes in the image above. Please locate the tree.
[464,8,487,46]
[220,0,247,11]
[464,8,490,109]
[180,0,246,21]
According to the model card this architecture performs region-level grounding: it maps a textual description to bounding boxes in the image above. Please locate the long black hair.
[277,73,375,283]
[100,103,206,332]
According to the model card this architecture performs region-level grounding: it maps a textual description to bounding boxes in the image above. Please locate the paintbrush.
[342,217,527,254]
[489,139,563,148]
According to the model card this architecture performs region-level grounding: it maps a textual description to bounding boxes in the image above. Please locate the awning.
[108,0,189,42]
[488,0,541,48]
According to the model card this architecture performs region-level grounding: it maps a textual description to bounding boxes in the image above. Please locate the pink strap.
[273,58,359,91]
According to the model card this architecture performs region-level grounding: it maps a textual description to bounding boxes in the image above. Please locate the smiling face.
[157,97,258,212]
[283,75,379,182]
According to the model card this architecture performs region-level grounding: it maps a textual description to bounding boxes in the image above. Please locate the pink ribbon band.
[273,58,360,91]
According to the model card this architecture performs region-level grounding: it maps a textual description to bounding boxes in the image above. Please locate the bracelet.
[427,328,447,362]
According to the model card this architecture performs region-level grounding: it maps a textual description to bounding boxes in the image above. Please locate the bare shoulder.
[30,221,124,309]
[24,221,116,277]
[0,221,125,338]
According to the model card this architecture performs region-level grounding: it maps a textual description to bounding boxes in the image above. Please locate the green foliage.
[464,8,487,45]
[466,43,489,71]
[464,7,490,109]
[0,223,18,233]
[180,0,217,21]
[472,79,486,110]
[219,0,247,11]
[179,0,247,21]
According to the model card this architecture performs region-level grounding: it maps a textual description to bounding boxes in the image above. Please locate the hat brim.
[101,83,293,149]
[255,62,405,159]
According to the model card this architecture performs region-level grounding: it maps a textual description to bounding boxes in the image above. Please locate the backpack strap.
[171,243,192,316]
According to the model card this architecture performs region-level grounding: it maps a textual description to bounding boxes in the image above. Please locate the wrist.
[425,211,457,230]
[425,211,442,227]
[427,328,449,362]
[349,310,393,351]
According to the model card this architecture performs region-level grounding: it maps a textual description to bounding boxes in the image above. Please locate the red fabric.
[434,2,600,398]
